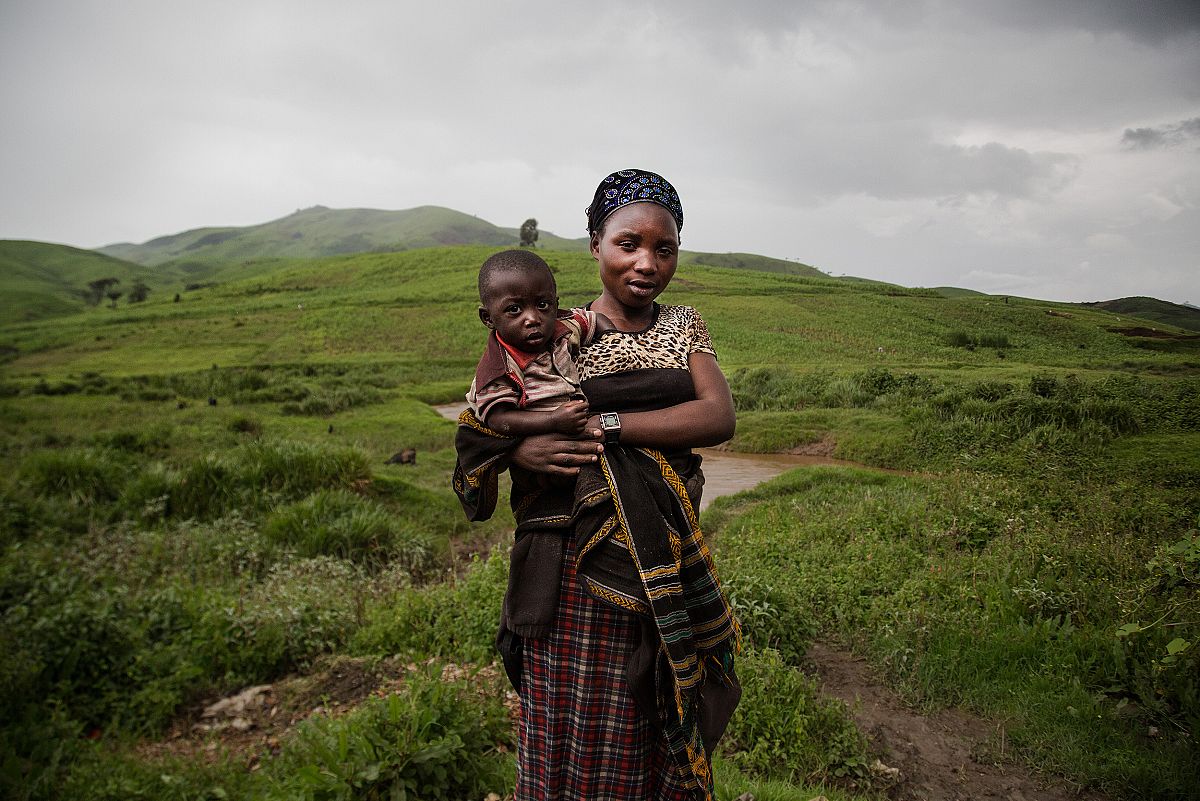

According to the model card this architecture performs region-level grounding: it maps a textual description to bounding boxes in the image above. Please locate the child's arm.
[487,399,590,436]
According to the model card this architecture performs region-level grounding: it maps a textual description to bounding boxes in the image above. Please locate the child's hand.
[549,399,590,435]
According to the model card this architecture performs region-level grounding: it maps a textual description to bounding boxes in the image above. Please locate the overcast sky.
[2,1,1198,303]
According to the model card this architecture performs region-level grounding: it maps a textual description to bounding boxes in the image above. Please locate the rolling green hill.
[2,245,1194,376]
[932,286,987,298]
[0,240,173,323]
[681,251,826,278]
[97,205,589,269]
[1079,295,1200,333]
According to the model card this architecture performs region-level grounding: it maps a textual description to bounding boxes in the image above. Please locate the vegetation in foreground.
[1,243,1197,799]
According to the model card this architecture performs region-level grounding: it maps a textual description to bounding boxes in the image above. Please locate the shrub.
[194,557,361,683]
[19,448,130,505]
[265,489,435,571]
[261,663,514,801]
[945,331,1011,350]
[31,379,81,396]
[720,648,868,782]
[350,550,507,662]
[229,415,264,436]
[280,386,383,416]
[161,440,371,520]
[240,439,371,497]
[92,425,170,454]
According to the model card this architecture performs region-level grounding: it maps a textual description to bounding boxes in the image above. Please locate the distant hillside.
[681,252,825,278]
[1079,296,1200,333]
[932,286,988,298]
[94,205,842,283]
[98,205,588,268]
[0,240,170,322]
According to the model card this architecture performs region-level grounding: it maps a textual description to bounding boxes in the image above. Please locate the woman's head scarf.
[586,168,684,236]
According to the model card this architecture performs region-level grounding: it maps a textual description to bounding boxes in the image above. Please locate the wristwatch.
[599,412,622,445]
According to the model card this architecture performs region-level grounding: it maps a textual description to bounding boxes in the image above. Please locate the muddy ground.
[804,643,1110,801]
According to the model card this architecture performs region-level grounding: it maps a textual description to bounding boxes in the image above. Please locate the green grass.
[0,240,174,323]
[1,242,1197,799]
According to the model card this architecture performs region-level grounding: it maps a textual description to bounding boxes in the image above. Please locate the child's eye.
[505,304,520,314]
[536,300,552,310]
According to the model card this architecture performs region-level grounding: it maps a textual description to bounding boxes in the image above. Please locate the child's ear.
[478,306,495,329]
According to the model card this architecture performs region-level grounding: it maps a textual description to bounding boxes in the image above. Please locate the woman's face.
[590,202,680,313]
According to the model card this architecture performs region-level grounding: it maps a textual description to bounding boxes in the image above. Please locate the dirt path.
[804,643,1110,801]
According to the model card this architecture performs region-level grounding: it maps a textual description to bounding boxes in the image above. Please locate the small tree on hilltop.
[85,277,119,306]
[519,218,539,248]
[128,279,150,303]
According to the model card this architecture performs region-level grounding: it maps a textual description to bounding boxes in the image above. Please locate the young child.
[467,249,612,436]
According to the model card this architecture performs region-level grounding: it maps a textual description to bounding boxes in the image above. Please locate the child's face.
[479,268,559,354]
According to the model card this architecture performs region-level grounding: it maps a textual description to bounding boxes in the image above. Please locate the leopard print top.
[577,304,716,381]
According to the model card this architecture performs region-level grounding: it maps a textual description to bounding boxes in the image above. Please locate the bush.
[280,386,383,416]
[193,558,361,683]
[261,663,514,801]
[720,648,868,782]
[265,489,435,571]
[351,550,507,662]
[19,448,130,506]
[161,440,371,520]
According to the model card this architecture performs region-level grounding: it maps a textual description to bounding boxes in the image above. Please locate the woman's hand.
[510,429,604,477]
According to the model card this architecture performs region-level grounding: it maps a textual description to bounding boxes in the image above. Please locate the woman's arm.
[595,352,735,449]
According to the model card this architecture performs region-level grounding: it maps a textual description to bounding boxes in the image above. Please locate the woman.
[454,169,740,801]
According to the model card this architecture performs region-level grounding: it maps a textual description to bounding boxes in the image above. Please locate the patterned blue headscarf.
[586,168,684,236]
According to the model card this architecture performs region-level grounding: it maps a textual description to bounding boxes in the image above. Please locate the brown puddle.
[433,404,896,510]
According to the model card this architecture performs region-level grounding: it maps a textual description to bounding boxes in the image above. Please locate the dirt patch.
[789,435,837,457]
[136,656,516,769]
[449,527,510,575]
[804,643,1110,801]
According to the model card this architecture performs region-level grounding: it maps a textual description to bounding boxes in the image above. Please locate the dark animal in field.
[177,400,188,409]
[328,424,334,434]
[208,397,218,406]
[386,448,417,465]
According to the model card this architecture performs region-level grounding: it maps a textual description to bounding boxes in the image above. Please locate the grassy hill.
[0,240,173,323]
[1079,295,1200,333]
[97,205,589,269]
[1,245,1197,800]
[932,285,988,298]
[6,244,1194,376]
[682,251,826,278]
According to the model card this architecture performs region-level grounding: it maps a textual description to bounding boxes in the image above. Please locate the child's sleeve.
[467,377,522,423]
[575,309,600,347]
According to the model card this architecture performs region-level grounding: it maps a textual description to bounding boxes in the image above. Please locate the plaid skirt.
[516,536,695,800]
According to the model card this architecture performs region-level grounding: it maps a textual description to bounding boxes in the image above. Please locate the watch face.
[600,413,620,429]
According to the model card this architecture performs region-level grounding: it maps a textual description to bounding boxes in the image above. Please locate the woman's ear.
[589,233,601,260]
[478,306,495,329]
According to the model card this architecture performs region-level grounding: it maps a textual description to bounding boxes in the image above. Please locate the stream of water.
[433,404,868,509]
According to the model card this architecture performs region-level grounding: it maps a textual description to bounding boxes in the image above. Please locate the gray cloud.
[1122,117,1200,149]
[1,1,1197,303]
[972,0,1200,44]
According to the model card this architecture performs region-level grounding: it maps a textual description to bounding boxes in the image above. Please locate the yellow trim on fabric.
[583,576,650,615]
[457,408,511,438]
[578,516,617,560]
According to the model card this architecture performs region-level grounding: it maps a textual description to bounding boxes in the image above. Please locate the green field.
[1,243,1197,800]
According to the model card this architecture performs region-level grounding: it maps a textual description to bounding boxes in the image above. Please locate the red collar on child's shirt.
[470,321,559,390]
[472,312,581,393]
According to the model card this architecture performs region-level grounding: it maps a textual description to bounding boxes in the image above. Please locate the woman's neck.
[591,298,657,333]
